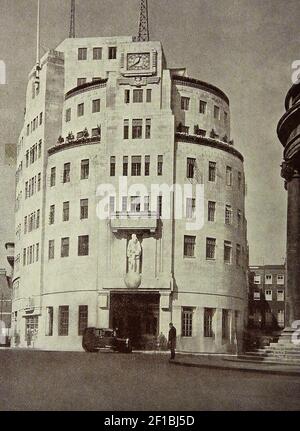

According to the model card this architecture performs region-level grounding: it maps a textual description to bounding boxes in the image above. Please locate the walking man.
[168,322,176,360]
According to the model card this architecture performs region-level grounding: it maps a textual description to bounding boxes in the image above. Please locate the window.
[61,237,70,258]
[209,161,216,182]
[45,307,53,336]
[187,158,196,179]
[78,235,89,256]
[146,89,152,103]
[208,201,216,222]
[25,316,38,341]
[182,308,193,337]
[63,201,70,222]
[157,196,163,217]
[133,89,143,103]
[144,196,150,212]
[238,171,242,190]
[38,173,41,191]
[278,310,285,326]
[38,140,42,158]
[222,310,229,339]
[124,119,129,139]
[92,99,100,113]
[145,119,151,139]
[184,235,196,258]
[145,156,150,176]
[81,159,89,180]
[49,205,55,225]
[265,274,272,285]
[66,108,72,123]
[225,205,232,225]
[36,243,40,262]
[50,167,56,187]
[132,119,143,139]
[23,248,26,266]
[58,306,69,336]
[204,308,214,337]
[236,244,241,266]
[199,100,207,114]
[206,238,216,260]
[214,105,220,119]
[265,290,272,301]
[254,275,261,284]
[108,46,117,59]
[124,90,130,104]
[226,166,232,186]
[123,156,128,176]
[36,210,40,229]
[78,306,88,335]
[110,156,116,176]
[24,216,27,234]
[77,78,87,87]
[157,155,163,176]
[93,47,102,60]
[77,103,84,117]
[131,156,141,176]
[63,163,70,183]
[48,240,55,260]
[186,198,196,219]
[181,97,190,111]
[26,151,29,167]
[130,196,141,213]
[254,292,260,301]
[277,274,285,285]
[224,241,232,263]
[277,290,284,301]
[80,199,89,220]
[78,48,87,60]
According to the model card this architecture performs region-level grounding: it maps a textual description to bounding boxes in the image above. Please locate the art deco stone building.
[12,36,248,352]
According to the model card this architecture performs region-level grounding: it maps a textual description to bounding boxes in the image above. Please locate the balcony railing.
[110,211,158,233]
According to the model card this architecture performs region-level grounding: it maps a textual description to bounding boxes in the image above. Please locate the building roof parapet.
[172,75,230,106]
[65,79,108,100]
[48,136,101,156]
[175,132,243,162]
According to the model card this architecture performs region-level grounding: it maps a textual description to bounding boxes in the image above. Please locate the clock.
[127,53,150,71]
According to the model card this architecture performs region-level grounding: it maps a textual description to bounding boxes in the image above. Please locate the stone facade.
[12,36,248,352]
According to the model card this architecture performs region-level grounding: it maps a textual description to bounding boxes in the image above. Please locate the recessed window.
[130,196,141,213]
[145,119,151,139]
[77,103,84,117]
[77,78,87,87]
[146,89,152,103]
[61,237,70,258]
[199,100,207,114]
[184,235,196,258]
[50,167,56,187]
[58,306,69,336]
[186,198,196,219]
[277,274,285,285]
[124,90,130,104]
[93,47,102,60]
[110,156,116,177]
[132,119,143,139]
[49,205,55,225]
[254,275,261,284]
[206,237,216,260]
[145,155,150,176]
[208,201,216,222]
[209,161,216,182]
[133,89,143,103]
[222,310,229,339]
[92,99,100,113]
[63,201,70,222]
[124,119,129,139]
[78,48,87,61]
[226,166,232,186]
[225,205,232,225]
[224,241,232,263]
[48,240,55,260]
[157,155,163,176]
[277,290,284,301]
[157,195,163,217]
[81,159,89,180]
[80,199,89,220]
[214,105,220,120]
[278,310,285,326]
[254,292,260,301]
[265,290,272,301]
[131,156,141,176]
[187,158,196,179]
[181,97,190,111]
[108,46,117,59]
[265,274,273,285]
[182,307,193,337]
[78,235,89,256]
[63,163,70,183]
[123,156,128,176]
[78,305,88,335]
[204,308,215,337]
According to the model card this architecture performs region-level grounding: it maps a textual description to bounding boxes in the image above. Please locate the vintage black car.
[82,327,132,353]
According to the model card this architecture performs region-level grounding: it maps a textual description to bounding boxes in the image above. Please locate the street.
[0,350,300,411]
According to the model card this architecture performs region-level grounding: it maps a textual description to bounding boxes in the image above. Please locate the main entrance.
[110,292,160,349]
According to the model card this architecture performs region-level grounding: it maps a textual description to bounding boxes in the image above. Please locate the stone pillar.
[282,162,300,328]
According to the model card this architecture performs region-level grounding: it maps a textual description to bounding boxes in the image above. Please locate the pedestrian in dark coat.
[168,323,176,360]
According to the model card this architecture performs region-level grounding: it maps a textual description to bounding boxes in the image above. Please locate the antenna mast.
[69,0,76,38]
[35,0,41,90]
[137,0,149,42]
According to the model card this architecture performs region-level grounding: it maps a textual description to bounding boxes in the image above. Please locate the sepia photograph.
[0,0,300,416]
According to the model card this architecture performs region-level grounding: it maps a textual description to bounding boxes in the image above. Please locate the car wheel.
[82,343,98,353]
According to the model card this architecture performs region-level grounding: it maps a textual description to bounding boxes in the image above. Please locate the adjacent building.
[248,265,286,331]
[12,35,248,352]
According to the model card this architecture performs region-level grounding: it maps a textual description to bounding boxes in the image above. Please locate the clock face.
[127,53,150,71]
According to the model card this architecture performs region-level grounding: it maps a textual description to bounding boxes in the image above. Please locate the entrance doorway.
[110,292,160,349]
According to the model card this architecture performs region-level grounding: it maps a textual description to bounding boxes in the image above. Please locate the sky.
[0,0,298,266]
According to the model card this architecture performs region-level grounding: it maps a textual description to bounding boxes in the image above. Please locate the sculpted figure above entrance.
[127,234,142,273]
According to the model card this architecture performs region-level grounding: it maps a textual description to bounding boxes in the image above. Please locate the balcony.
[110,211,158,233]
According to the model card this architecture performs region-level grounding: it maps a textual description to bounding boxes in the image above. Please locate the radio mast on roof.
[69,0,76,38]
[137,0,150,42]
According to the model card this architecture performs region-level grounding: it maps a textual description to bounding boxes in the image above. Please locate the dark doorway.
[110,292,160,349]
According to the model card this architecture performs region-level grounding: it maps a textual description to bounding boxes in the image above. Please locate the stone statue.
[127,234,142,273]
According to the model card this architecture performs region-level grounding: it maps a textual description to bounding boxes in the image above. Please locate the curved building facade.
[12,36,248,352]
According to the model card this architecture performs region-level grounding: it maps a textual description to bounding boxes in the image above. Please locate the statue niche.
[124,234,142,289]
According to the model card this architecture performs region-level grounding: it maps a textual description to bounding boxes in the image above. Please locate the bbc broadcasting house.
[12,35,248,353]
